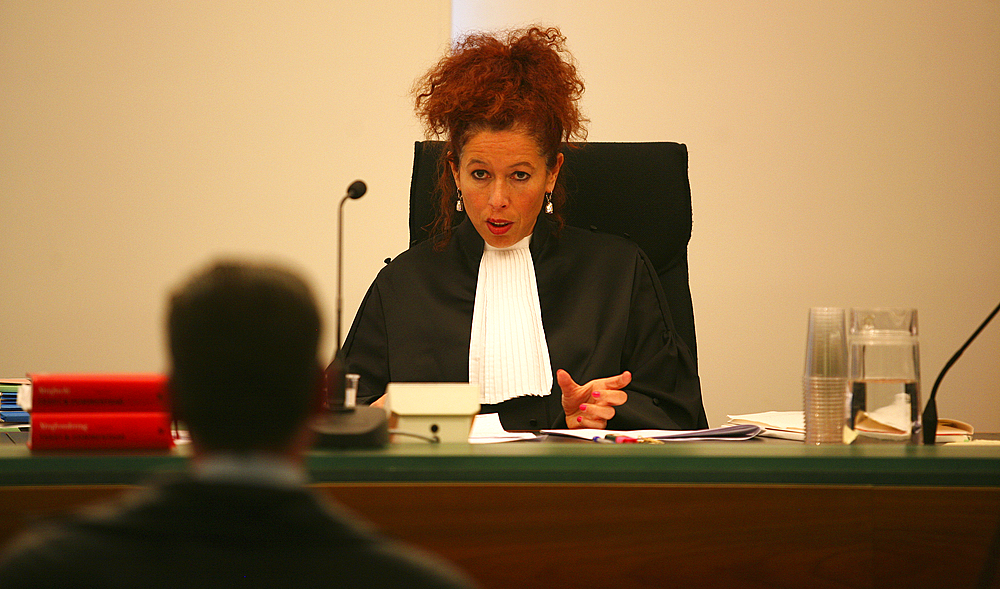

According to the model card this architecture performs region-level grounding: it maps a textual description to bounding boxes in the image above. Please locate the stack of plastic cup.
[803,307,849,445]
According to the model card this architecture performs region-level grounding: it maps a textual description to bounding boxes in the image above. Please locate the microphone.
[346,180,367,200]
[336,180,366,352]
[921,300,1000,444]
[312,180,389,448]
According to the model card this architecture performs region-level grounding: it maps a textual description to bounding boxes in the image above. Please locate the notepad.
[727,411,805,440]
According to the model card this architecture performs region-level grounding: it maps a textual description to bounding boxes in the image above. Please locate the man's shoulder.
[0,479,477,588]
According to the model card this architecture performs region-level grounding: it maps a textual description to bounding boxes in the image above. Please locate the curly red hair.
[413,26,588,244]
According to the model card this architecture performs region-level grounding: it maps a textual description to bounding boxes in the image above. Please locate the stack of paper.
[727,410,975,443]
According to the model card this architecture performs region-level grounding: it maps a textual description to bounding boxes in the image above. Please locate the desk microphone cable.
[388,429,440,443]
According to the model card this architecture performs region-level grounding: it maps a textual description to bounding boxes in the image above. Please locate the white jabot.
[469,235,553,405]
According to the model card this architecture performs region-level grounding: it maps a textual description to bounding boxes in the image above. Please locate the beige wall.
[2,1,450,374]
[3,1,998,431]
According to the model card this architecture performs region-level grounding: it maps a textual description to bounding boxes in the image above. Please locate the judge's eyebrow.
[466,158,536,170]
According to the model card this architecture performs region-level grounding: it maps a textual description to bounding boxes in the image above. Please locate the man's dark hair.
[167,261,322,452]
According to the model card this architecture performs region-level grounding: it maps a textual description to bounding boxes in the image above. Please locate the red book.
[29,373,169,413]
[28,411,174,450]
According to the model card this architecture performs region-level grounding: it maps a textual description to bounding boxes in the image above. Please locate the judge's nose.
[487,184,509,209]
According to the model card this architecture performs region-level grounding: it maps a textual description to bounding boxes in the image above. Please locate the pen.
[591,436,613,444]
[605,434,638,444]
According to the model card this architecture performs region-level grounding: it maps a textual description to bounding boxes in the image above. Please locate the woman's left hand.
[557,369,630,429]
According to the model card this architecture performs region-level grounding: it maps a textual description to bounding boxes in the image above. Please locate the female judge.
[339,26,707,431]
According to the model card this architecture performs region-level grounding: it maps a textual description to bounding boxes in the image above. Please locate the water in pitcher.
[848,308,921,444]
[849,379,921,444]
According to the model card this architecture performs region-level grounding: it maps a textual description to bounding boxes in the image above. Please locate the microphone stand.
[921,300,1000,444]
[312,181,389,448]
[335,181,363,356]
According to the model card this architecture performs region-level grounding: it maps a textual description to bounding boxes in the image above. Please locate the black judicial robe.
[341,215,708,431]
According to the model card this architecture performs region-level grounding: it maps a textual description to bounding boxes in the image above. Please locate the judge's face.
[451,129,563,248]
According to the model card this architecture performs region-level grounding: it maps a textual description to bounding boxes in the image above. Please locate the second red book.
[29,412,174,450]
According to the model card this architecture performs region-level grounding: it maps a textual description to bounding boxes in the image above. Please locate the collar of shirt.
[190,453,308,489]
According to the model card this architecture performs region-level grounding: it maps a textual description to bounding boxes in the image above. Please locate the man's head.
[167,261,323,453]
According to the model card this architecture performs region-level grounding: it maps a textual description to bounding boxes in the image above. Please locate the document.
[468,413,541,443]
[727,410,976,443]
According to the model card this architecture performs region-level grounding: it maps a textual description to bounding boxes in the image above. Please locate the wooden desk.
[1,440,997,589]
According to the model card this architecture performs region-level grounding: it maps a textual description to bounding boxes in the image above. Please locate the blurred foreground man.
[0,261,477,589]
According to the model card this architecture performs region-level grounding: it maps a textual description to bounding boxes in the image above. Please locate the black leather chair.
[408,141,698,365]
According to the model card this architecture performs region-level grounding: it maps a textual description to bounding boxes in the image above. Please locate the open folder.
[541,424,762,442]
[468,413,762,443]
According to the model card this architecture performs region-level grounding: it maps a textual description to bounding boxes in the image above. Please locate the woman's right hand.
[557,369,630,429]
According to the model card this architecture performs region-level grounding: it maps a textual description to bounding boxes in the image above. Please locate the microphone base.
[311,406,389,449]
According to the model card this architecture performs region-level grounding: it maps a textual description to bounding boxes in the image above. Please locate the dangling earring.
[544,192,554,214]
[455,189,464,212]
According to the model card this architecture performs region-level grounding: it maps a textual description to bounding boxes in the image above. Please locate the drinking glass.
[848,308,922,444]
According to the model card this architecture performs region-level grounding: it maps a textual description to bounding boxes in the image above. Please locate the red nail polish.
[592,391,601,398]
[576,416,583,423]
[579,404,587,412]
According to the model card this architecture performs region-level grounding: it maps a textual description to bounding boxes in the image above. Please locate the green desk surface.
[0,438,997,487]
